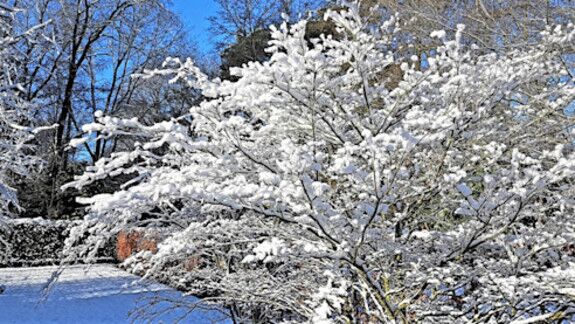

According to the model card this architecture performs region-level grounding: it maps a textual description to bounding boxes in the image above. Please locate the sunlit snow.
[0,264,228,323]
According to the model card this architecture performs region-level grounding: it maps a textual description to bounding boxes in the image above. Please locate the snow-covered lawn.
[0,264,228,323]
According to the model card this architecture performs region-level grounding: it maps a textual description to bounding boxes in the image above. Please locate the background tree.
[10,0,198,218]
[210,0,325,79]
[358,0,575,59]
[0,3,46,263]
[0,3,45,217]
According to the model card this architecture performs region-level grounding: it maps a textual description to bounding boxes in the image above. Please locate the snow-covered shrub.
[65,3,575,322]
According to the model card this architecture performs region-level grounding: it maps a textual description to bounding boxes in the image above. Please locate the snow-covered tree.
[65,2,575,322]
[0,5,43,216]
[0,4,45,261]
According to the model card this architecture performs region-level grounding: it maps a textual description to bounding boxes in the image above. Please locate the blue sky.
[170,0,219,55]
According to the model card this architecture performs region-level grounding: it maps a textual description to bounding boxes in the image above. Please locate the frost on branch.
[64,2,575,322]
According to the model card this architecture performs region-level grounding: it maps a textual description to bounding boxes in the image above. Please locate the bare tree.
[209,0,282,43]
[363,0,575,54]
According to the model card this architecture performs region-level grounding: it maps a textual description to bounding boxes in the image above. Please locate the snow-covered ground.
[0,264,229,323]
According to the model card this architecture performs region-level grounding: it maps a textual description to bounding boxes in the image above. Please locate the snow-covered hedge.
[0,218,114,267]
